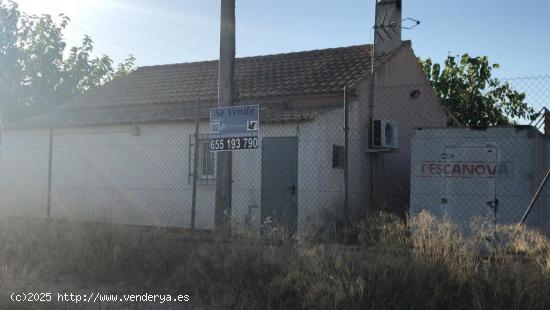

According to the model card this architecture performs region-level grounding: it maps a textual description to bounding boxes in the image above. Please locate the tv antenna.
[374,10,420,42]
[374,8,398,42]
[402,18,421,30]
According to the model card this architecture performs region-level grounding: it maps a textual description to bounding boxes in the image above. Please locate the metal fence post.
[47,128,53,218]
[343,86,350,217]
[191,99,200,230]
[514,168,550,235]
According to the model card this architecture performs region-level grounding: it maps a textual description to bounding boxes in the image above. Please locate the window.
[201,141,215,178]
[332,145,345,169]
[189,135,216,184]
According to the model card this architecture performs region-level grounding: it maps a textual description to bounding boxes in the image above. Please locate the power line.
[80,4,215,58]
[65,38,127,61]
[121,2,217,42]
[142,7,251,56]
[69,24,173,63]
[72,18,181,61]
[131,4,251,55]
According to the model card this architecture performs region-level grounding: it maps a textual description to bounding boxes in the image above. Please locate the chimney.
[374,0,402,55]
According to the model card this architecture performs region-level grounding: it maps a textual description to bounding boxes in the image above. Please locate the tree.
[0,0,135,123]
[420,54,539,127]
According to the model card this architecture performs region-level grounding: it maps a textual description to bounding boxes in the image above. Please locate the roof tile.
[7,42,409,129]
[65,43,388,108]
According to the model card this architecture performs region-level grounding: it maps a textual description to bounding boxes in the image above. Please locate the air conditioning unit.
[372,119,399,149]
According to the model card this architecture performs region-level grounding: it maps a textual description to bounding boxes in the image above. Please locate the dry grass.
[1,212,550,309]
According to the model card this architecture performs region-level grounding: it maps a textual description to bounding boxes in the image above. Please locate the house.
[0,1,451,234]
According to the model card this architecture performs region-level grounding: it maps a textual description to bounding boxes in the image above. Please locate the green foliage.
[0,0,135,122]
[420,54,539,126]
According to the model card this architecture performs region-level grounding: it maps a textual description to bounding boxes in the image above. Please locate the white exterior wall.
[297,108,345,232]
[232,108,344,234]
[347,45,449,215]
[49,123,197,228]
[0,129,50,218]
[0,107,344,234]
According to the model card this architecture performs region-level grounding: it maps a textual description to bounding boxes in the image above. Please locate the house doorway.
[261,137,299,235]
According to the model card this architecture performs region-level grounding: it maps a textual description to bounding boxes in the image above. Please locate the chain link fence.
[504,75,550,130]
[410,75,550,233]
[0,109,346,236]
[0,77,548,238]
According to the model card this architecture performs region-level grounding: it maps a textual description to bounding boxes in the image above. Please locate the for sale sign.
[209,104,259,151]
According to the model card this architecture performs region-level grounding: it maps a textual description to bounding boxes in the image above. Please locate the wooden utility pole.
[190,99,200,230]
[215,0,235,232]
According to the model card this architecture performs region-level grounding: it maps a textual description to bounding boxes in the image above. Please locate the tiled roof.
[6,42,409,129]
[7,103,334,129]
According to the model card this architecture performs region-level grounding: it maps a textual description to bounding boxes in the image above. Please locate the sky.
[12,0,550,79]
